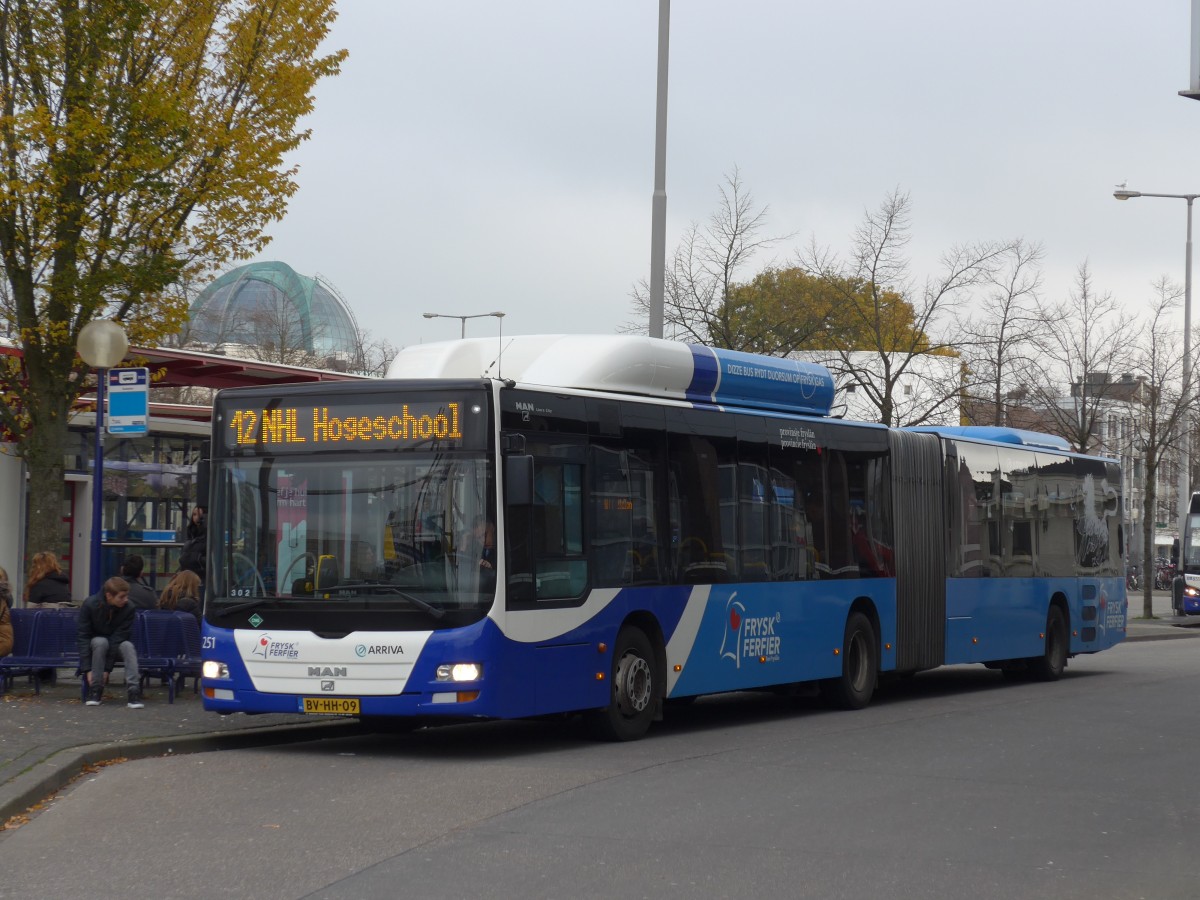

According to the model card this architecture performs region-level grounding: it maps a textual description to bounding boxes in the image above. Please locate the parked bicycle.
[1155,562,1176,591]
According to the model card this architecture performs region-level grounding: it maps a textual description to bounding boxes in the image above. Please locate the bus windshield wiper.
[329,583,446,619]
[216,585,446,620]
[215,596,277,618]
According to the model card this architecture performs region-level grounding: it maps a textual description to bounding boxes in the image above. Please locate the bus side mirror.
[506,455,534,506]
[196,458,210,510]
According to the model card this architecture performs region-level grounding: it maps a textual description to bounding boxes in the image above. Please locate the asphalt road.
[1,638,1197,900]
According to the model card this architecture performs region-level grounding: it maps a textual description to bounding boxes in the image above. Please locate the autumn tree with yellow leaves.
[0,0,345,561]
[798,190,1013,426]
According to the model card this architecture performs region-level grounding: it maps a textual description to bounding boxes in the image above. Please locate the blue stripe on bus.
[685,345,836,416]
[685,345,720,402]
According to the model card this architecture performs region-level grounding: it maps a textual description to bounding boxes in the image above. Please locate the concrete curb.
[1124,629,1200,642]
[1125,615,1200,643]
[0,719,363,825]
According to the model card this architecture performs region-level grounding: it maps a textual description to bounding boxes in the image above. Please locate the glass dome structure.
[188,261,359,361]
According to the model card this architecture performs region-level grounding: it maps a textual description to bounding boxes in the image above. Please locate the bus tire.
[1028,605,1068,682]
[820,611,878,710]
[586,627,658,741]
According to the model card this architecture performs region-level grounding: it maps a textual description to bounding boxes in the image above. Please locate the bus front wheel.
[820,612,878,710]
[587,627,659,741]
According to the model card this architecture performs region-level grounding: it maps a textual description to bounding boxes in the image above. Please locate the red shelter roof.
[126,345,373,390]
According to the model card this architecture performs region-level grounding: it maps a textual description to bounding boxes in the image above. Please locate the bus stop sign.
[107,367,149,435]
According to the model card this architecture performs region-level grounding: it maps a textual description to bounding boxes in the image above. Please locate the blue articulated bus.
[1176,492,1200,614]
[199,335,1127,740]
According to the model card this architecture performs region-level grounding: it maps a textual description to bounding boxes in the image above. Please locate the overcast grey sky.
[249,1,1200,348]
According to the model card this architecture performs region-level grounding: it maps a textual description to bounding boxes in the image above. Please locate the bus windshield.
[1183,509,1200,574]
[208,453,495,624]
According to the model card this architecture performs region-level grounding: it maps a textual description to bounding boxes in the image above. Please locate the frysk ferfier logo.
[719,593,782,668]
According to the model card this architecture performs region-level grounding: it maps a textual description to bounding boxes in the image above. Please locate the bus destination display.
[220,398,478,451]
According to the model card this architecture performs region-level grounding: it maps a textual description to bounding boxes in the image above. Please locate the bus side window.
[826,451,855,577]
[525,460,588,601]
[591,445,661,587]
[668,434,729,584]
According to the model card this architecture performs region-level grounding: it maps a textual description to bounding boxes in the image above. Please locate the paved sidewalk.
[2,596,1197,828]
[0,673,360,826]
[1123,587,1200,640]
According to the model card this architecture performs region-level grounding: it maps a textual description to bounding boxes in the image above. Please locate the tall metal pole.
[648,0,670,339]
[1184,0,1200,99]
[1112,188,1199,566]
[76,318,127,597]
[1180,198,1194,559]
[89,371,107,596]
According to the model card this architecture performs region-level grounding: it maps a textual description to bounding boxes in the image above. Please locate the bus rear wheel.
[1028,605,1068,682]
[586,627,659,741]
[820,612,878,710]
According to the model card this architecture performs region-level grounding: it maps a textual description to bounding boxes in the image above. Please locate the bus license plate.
[301,697,360,715]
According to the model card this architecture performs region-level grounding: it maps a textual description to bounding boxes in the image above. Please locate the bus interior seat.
[315,555,339,590]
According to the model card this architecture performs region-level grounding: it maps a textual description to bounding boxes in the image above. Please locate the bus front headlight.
[202,661,229,680]
[436,663,482,682]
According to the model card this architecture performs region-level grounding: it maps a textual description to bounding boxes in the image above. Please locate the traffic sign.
[107,367,149,435]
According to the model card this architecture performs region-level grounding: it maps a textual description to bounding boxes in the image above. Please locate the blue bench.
[1,608,203,703]
[0,609,77,694]
[0,608,40,692]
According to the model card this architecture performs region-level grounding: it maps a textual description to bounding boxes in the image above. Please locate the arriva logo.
[719,593,782,668]
[355,644,405,657]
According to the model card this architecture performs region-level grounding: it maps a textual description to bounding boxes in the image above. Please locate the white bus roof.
[387,334,837,416]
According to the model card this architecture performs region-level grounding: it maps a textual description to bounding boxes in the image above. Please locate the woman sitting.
[0,564,13,611]
[24,551,73,607]
[0,565,12,656]
[158,570,202,622]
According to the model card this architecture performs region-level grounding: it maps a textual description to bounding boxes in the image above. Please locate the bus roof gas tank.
[387,335,835,417]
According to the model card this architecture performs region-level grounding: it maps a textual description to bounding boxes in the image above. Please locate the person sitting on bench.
[77,577,143,709]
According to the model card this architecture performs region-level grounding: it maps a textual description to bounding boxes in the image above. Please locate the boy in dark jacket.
[77,577,143,708]
[120,554,159,610]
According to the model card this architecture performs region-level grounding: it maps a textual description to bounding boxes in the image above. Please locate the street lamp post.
[422,311,505,338]
[76,319,129,596]
[1114,187,1196,576]
[648,0,670,339]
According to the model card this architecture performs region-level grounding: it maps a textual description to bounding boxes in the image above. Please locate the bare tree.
[956,239,1047,426]
[1121,278,1194,617]
[800,190,1013,426]
[626,168,790,346]
[234,293,326,368]
[348,329,399,377]
[1018,261,1138,454]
